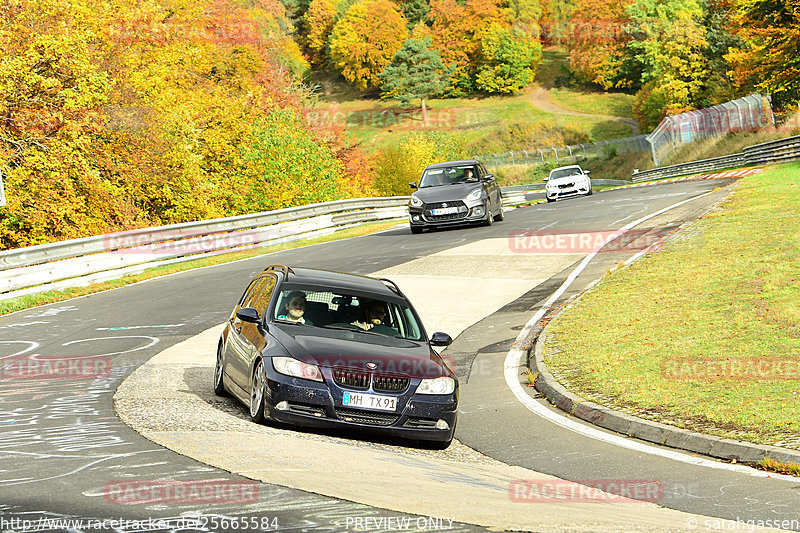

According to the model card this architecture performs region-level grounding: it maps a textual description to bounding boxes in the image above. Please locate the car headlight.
[466,188,482,201]
[416,376,455,395]
[272,357,323,382]
[410,196,423,207]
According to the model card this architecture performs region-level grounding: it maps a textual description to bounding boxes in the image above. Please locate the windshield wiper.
[323,324,383,336]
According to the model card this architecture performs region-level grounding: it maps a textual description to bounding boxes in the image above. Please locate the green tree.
[400,0,431,27]
[378,38,452,125]
[623,0,709,127]
[329,0,408,89]
[475,24,542,94]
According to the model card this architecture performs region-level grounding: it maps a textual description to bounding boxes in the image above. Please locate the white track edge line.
[503,191,800,482]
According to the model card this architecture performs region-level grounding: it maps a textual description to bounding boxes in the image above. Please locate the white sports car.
[545,165,593,202]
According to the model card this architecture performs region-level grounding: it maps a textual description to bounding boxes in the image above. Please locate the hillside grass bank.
[545,162,800,446]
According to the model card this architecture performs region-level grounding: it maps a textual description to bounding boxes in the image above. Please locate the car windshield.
[549,167,583,180]
[273,285,425,341]
[419,165,478,187]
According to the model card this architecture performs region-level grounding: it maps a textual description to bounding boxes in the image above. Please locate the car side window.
[251,275,277,317]
[238,277,262,307]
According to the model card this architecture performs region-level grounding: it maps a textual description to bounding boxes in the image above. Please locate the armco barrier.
[632,134,800,182]
[0,187,540,299]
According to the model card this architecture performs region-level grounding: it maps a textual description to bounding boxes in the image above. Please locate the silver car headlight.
[466,188,482,201]
[416,376,455,395]
[272,357,323,382]
[410,196,423,207]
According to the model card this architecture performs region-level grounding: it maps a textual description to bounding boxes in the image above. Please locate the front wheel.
[483,204,494,226]
[494,204,505,221]
[586,187,593,196]
[213,343,227,397]
[249,359,267,423]
[546,196,556,203]
[410,225,423,234]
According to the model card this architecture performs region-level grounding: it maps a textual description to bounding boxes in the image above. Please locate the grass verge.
[545,162,800,446]
[0,220,403,317]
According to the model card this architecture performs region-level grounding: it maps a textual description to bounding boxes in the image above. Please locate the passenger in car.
[277,291,313,325]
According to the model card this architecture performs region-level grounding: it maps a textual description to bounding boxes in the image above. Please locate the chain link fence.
[647,94,774,166]
[477,94,774,172]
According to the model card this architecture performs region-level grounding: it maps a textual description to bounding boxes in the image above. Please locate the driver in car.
[352,301,387,331]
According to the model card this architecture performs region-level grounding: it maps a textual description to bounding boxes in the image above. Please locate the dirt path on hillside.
[530,86,640,135]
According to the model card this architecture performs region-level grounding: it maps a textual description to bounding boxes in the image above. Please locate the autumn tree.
[302,0,339,66]
[624,0,709,127]
[475,23,542,94]
[427,0,506,95]
[329,0,408,89]
[726,0,800,111]
[378,38,452,125]
[565,0,632,89]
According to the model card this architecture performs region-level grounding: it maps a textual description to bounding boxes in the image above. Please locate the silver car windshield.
[420,166,479,187]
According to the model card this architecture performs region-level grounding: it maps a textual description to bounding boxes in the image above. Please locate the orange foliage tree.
[328,0,409,90]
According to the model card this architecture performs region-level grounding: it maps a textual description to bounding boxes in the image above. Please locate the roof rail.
[379,278,401,294]
[264,265,293,277]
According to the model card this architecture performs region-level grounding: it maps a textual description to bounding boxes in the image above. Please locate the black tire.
[586,186,593,196]
[249,359,267,423]
[546,196,556,203]
[430,436,454,450]
[410,225,423,234]
[213,343,228,397]
[483,203,494,226]
[494,204,505,221]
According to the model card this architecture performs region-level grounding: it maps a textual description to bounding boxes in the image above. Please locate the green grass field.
[545,162,800,445]
[311,49,639,157]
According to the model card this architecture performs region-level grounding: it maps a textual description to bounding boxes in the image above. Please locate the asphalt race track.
[2,179,799,533]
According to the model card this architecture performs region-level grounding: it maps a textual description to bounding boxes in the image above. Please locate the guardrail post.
[553,147,559,164]
[566,145,573,162]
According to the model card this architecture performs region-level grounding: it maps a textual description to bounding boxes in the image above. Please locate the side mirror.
[409,182,418,189]
[584,170,591,175]
[236,307,260,323]
[484,174,495,181]
[430,332,452,347]
[543,176,549,182]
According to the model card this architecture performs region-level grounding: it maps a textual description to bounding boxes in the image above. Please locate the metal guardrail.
[632,134,800,182]
[0,187,538,299]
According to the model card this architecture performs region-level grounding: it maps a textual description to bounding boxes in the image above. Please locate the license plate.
[432,207,459,216]
[342,391,397,411]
